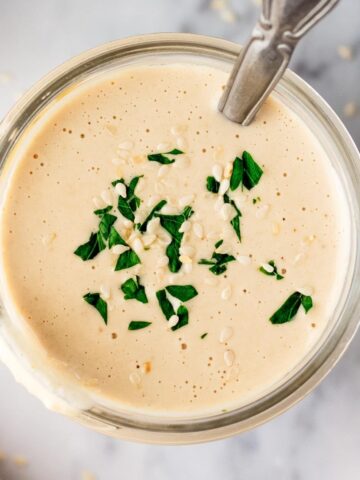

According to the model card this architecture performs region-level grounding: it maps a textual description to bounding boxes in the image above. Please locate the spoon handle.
[219,0,339,126]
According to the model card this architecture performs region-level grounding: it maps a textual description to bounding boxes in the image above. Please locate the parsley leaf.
[199,241,236,275]
[138,199,167,232]
[156,289,193,331]
[113,176,142,221]
[270,292,314,324]
[121,276,148,303]
[156,289,175,320]
[94,205,113,216]
[128,321,152,330]
[74,232,106,261]
[147,149,184,164]
[155,206,194,272]
[230,151,263,191]
[259,260,284,280]
[173,305,189,331]
[83,292,107,324]
[165,285,198,302]
[115,249,141,271]
[108,226,127,248]
[223,193,242,241]
[206,176,220,193]
[98,213,117,241]
[230,157,243,191]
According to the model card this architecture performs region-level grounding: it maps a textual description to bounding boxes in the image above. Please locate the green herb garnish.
[108,226,127,248]
[198,240,236,275]
[98,213,117,241]
[138,199,167,232]
[200,333,208,339]
[115,248,141,271]
[147,149,184,164]
[270,292,313,324]
[223,193,242,241]
[94,205,113,216]
[156,289,175,320]
[230,151,263,191]
[165,285,198,302]
[121,276,148,303]
[155,206,194,272]
[156,289,192,331]
[112,176,142,221]
[83,292,107,324]
[252,196,261,204]
[206,176,220,193]
[128,321,152,330]
[259,260,284,280]
[74,232,106,261]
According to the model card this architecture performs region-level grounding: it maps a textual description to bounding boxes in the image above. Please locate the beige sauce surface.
[0,64,349,414]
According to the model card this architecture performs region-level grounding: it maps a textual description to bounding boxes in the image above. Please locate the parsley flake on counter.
[259,260,284,280]
[200,333,208,339]
[165,284,198,302]
[270,292,313,324]
[83,292,108,325]
[230,151,263,191]
[112,176,142,222]
[121,276,148,303]
[93,205,113,216]
[128,321,152,331]
[138,199,167,232]
[199,240,236,275]
[155,205,194,272]
[147,149,184,164]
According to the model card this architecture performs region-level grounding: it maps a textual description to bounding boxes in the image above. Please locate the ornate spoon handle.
[219,0,339,126]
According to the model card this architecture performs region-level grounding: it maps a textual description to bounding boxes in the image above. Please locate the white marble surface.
[0,1,359,479]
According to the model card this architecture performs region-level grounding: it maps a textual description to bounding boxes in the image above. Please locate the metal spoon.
[219,0,339,125]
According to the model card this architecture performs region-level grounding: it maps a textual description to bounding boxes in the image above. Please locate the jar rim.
[1,33,359,444]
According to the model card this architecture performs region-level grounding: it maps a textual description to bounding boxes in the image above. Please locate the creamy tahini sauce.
[0,64,349,414]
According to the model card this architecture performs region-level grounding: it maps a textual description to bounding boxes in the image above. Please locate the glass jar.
[0,33,359,444]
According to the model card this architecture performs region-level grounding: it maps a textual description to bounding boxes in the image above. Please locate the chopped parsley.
[165,285,198,302]
[223,193,242,241]
[108,226,127,248]
[199,240,236,275]
[98,213,117,241]
[147,149,184,164]
[128,321,152,330]
[259,260,284,280]
[93,205,113,215]
[206,176,220,193]
[230,151,263,191]
[115,248,141,271]
[200,333,208,339]
[155,206,194,272]
[156,286,196,331]
[83,292,107,325]
[270,292,313,324]
[112,176,142,222]
[74,232,106,261]
[121,276,148,303]
[138,199,167,232]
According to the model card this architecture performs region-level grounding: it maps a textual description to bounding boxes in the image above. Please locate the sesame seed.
[193,222,204,239]
[114,182,127,198]
[219,326,233,343]
[221,286,232,300]
[168,315,179,328]
[212,164,223,182]
[224,349,235,366]
[129,372,141,385]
